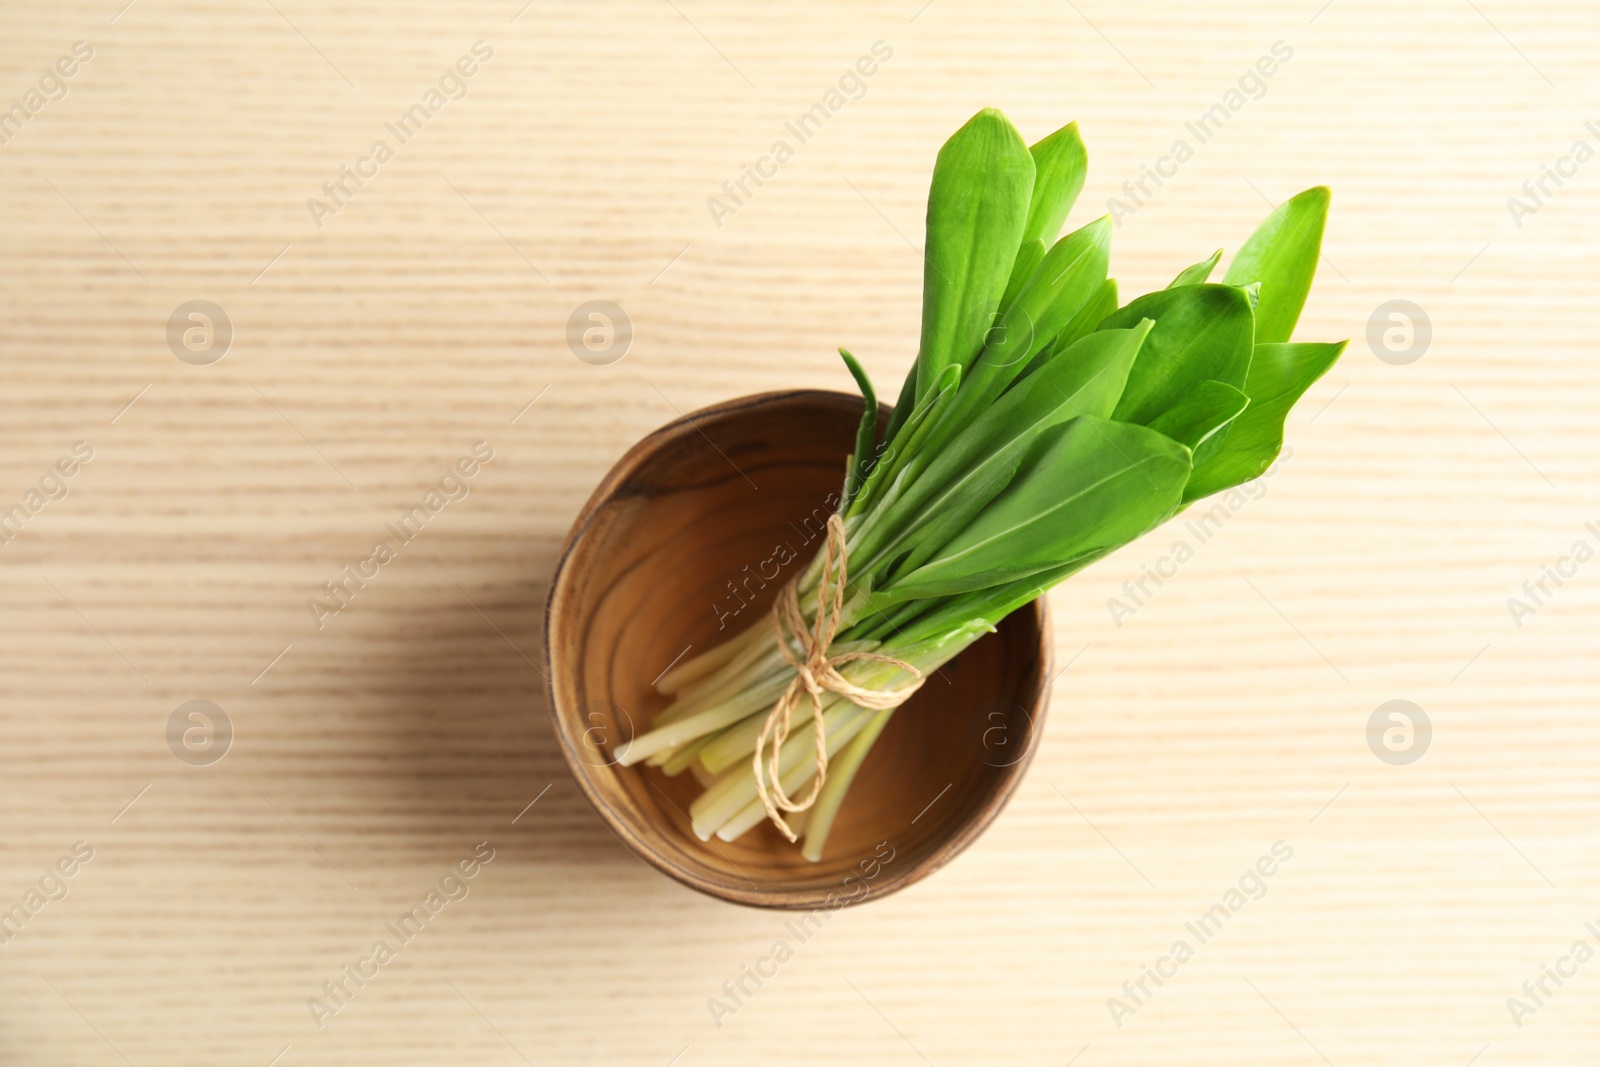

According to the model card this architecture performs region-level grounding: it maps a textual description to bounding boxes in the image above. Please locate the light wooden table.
[3,0,1597,1063]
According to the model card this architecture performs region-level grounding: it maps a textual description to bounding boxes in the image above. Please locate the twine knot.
[753,513,923,842]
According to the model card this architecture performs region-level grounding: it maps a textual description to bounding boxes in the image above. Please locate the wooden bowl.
[544,390,1051,909]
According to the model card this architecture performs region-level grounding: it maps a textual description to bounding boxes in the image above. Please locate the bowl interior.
[545,390,1049,908]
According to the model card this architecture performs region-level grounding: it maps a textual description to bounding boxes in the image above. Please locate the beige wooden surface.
[3,0,1598,1063]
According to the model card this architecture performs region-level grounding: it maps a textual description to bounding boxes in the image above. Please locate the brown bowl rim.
[543,388,1052,909]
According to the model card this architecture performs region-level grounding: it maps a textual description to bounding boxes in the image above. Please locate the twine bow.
[753,513,924,842]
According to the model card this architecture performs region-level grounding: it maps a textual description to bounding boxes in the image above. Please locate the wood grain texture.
[1,0,1597,1063]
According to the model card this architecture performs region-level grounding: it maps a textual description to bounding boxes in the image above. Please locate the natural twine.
[753,514,924,842]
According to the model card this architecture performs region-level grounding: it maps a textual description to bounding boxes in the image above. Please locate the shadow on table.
[348,545,646,884]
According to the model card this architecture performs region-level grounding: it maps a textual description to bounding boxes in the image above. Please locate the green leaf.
[1022,121,1088,245]
[914,108,1035,402]
[849,362,961,517]
[970,217,1111,383]
[1222,186,1329,344]
[1000,238,1046,314]
[1013,277,1119,385]
[1058,276,1118,349]
[1016,320,1148,423]
[904,216,1111,474]
[874,416,1190,603]
[1101,284,1255,426]
[894,548,1108,649]
[890,363,962,477]
[1183,341,1346,501]
[879,360,921,454]
[1168,249,1222,288]
[1239,281,1261,313]
[856,323,1152,581]
[1147,379,1248,450]
[837,348,878,509]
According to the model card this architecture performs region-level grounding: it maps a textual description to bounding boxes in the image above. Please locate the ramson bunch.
[617,108,1346,861]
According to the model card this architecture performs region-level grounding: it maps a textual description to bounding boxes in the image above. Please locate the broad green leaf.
[1022,121,1088,245]
[914,108,1035,402]
[1168,248,1222,288]
[1000,238,1046,314]
[1013,276,1119,385]
[856,323,1152,581]
[1183,341,1346,501]
[969,217,1111,381]
[1147,379,1248,450]
[1101,284,1255,426]
[1057,276,1118,350]
[1223,186,1328,344]
[1015,319,1148,423]
[874,416,1190,603]
[910,216,1110,467]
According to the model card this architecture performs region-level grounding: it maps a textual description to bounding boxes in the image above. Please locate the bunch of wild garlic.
[617,107,1345,861]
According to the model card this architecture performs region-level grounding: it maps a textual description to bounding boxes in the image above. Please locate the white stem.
[687,703,866,839]
[658,732,717,776]
[618,672,789,766]
[801,707,894,861]
[697,693,840,776]
[656,614,768,694]
[650,643,788,727]
[690,755,737,790]
[695,648,881,774]
[715,704,879,842]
